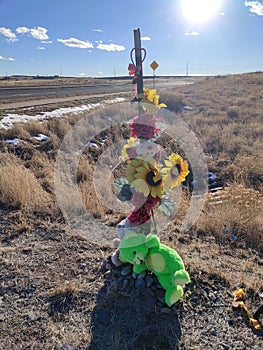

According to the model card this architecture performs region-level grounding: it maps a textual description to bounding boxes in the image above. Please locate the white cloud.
[184,31,200,36]
[0,55,15,61]
[0,27,16,38]
[141,36,151,41]
[41,40,52,44]
[36,46,45,50]
[0,26,49,42]
[79,72,86,76]
[245,1,263,15]
[93,29,103,32]
[96,42,125,51]
[57,37,93,49]
[16,26,30,34]
[0,27,17,40]
[16,26,49,40]
[30,27,49,40]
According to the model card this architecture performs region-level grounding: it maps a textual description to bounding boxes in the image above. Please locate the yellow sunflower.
[126,158,143,183]
[126,157,163,198]
[121,137,139,161]
[161,154,189,192]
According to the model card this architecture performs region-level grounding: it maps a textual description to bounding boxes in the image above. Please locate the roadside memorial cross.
[130,28,146,96]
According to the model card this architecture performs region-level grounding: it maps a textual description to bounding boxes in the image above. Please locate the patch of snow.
[101,137,107,144]
[33,133,50,142]
[86,141,99,148]
[183,105,194,111]
[0,97,126,130]
[208,172,217,182]
[5,138,20,146]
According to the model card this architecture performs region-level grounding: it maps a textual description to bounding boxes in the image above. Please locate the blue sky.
[0,0,263,77]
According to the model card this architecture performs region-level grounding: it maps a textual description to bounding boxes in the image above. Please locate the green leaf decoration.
[117,184,133,202]
[159,196,175,217]
[113,178,129,191]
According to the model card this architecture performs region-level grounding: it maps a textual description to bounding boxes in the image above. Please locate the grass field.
[0,72,262,349]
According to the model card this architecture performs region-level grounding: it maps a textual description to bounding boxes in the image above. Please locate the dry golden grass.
[24,120,48,136]
[160,72,263,250]
[0,154,51,212]
[195,183,263,249]
[2,123,32,140]
[162,73,263,190]
[77,157,109,219]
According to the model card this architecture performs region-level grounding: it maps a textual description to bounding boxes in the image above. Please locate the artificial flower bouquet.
[114,88,190,235]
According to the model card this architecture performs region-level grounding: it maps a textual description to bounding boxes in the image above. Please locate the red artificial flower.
[128,63,135,76]
[128,207,151,225]
[129,113,160,139]
[144,195,161,211]
[131,192,161,211]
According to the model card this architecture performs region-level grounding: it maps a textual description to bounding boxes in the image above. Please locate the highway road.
[0,81,131,101]
[0,78,198,111]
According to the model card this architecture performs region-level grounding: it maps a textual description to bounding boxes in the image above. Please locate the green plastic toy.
[119,230,190,307]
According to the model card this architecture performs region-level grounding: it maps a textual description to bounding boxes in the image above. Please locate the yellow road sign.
[150,60,159,71]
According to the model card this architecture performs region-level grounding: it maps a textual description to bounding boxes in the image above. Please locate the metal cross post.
[133,28,145,96]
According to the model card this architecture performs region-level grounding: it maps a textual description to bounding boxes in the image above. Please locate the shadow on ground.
[88,269,181,350]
